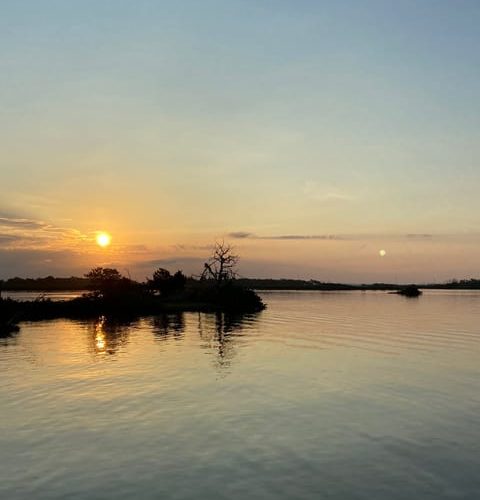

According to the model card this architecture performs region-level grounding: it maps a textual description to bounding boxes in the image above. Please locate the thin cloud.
[0,234,26,244]
[0,217,47,229]
[170,244,214,251]
[228,232,441,241]
[228,232,253,239]
[262,234,344,240]
[228,232,344,241]
[406,234,433,238]
[0,213,87,250]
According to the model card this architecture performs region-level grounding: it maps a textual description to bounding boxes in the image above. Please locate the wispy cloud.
[170,244,214,252]
[0,213,87,250]
[228,232,440,241]
[406,233,433,239]
[227,232,254,239]
[0,217,46,229]
[228,232,344,240]
[0,234,27,244]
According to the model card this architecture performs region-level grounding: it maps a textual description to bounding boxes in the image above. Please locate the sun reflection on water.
[89,316,132,356]
[94,316,107,353]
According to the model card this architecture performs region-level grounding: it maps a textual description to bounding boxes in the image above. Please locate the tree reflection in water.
[198,312,254,372]
[88,316,135,356]
[86,311,260,367]
[152,313,185,341]
[0,328,20,347]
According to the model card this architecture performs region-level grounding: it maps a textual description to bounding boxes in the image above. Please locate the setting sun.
[96,232,111,248]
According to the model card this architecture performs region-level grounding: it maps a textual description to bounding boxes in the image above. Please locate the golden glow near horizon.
[379,249,387,257]
[96,232,112,248]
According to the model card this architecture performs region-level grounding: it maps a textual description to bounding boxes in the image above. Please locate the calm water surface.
[1,291,479,499]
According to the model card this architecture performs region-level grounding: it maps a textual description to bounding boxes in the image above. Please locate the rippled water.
[1,291,479,499]
[3,291,88,301]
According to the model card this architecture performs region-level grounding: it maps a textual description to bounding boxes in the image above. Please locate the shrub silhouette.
[148,268,187,296]
[85,267,136,299]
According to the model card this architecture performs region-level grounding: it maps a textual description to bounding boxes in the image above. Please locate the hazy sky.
[1,0,480,282]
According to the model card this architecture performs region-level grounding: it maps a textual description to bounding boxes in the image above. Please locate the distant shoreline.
[2,277,480,292]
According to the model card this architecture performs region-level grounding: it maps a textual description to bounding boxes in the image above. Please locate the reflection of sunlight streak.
[96,332,106,351]
[95,316,106,353]
[89,316,133,357]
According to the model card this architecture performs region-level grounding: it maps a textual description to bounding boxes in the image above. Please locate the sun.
[379,249,387,257]
[96,232,112,248]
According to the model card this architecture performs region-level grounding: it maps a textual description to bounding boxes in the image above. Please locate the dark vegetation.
[394,285,422,297]
[1,276,91,291]
[0,300,20,337]
[0,243,265,334]
[239,278,480,291]
[421,278,480,289]
[4,276,480,292]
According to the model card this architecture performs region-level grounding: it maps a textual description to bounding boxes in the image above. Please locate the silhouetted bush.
[0,298,21,336]
[85,267,139,300]
[187,280,265,313]
[148,268,187,296]
[397,285,422,297]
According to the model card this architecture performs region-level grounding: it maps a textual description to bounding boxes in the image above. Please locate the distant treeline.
[0,275,202,291]
[1,276,91,291]
[237,279,400,291]
[237,279,354,290]
[2,276,480,292]
[421,279,480,290]
[238,278,480,291]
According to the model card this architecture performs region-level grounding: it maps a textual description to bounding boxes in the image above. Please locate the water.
[1,291,479,499]
[3,291,88,301]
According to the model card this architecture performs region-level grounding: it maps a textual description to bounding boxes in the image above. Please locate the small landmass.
[394,285,423,297]
[0,243,265,333]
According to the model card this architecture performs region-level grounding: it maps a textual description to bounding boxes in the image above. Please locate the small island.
[395,285,423,297]
[0,243,265,334]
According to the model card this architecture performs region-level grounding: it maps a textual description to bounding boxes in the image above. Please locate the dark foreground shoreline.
[0,283,265,335]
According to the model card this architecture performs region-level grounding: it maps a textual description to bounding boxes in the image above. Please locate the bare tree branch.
[201,241,239,284]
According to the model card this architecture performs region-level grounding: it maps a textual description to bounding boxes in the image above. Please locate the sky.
[1,0,480,282]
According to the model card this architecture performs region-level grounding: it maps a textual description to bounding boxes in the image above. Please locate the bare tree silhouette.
[201,241,239,285]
